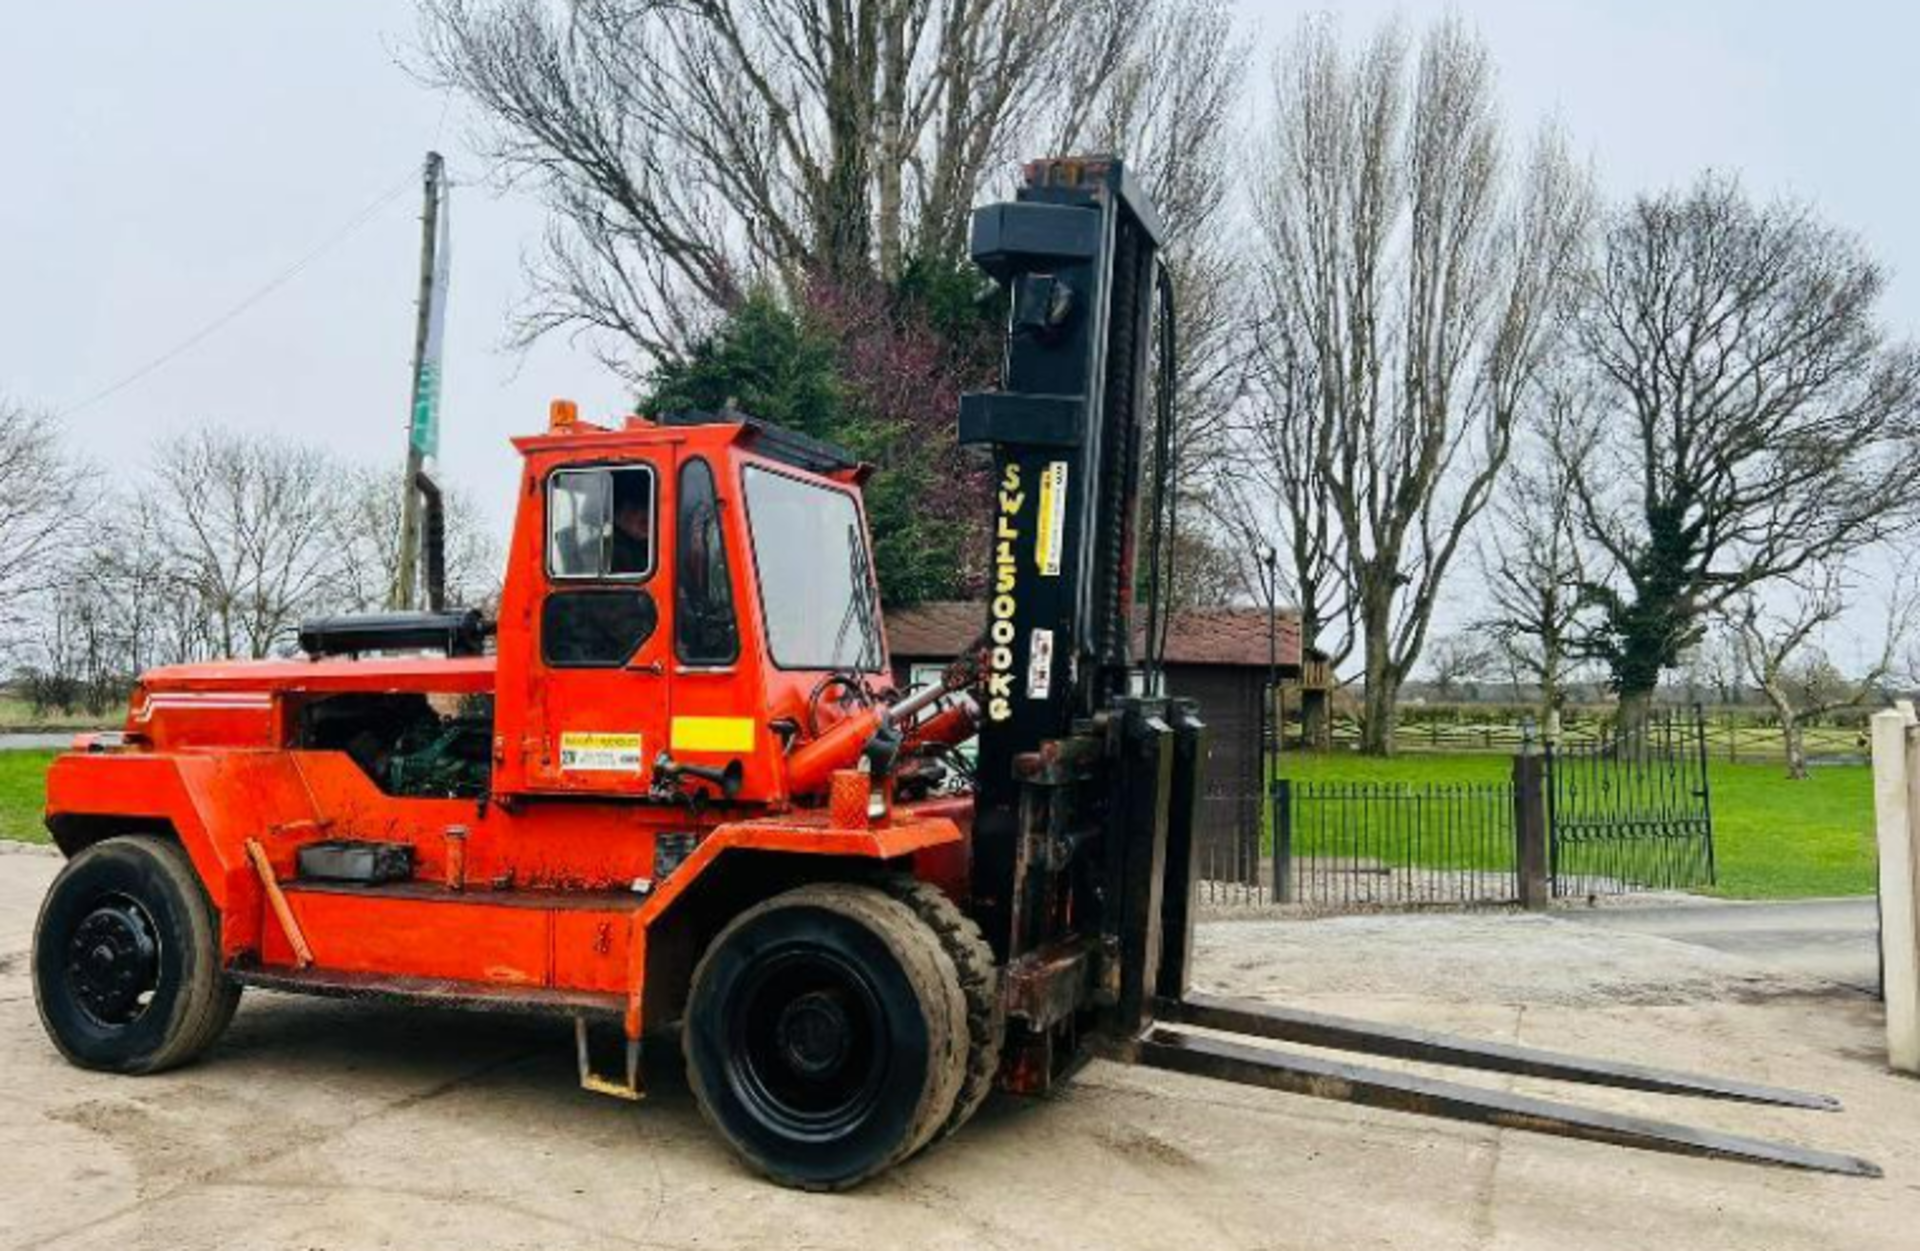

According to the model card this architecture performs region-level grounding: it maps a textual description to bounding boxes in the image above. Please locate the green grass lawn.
[0,743,1878,898]
[1277,752,1875,900]
[0,750,57,845]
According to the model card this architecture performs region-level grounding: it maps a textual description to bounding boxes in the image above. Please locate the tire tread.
[881,875,1002,1143]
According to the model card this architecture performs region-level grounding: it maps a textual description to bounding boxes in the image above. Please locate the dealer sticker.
[1027,627,1054,699]
[559,731,644,773]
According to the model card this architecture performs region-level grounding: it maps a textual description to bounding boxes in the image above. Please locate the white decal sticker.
[559,731,644,773]
[1027,628,1054,699]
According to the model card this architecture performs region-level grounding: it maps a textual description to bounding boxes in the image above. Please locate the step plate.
[231,964,626,1021]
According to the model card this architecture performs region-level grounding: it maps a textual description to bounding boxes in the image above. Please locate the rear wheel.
[683,882,967,1190]
[33,836,240,1074]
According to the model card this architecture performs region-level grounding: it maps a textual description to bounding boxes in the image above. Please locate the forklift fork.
[1130,994,1879,1177]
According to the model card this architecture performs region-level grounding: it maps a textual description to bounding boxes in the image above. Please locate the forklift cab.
[489,405,889,807]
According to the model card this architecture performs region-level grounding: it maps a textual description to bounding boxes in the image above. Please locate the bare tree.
[12,493,206,714]
[1729,559,1917,779]
[150,430,345,659]
[1475,397,1588,729]
[1422,631,1493,702]
[82,495,218,672]
[1219,294,1353,677]
[1250,15,1592,753]
[417,0,1161,370]
[1564,174,1920,727]
[0,400,90,650]
[1677,627,1744,707]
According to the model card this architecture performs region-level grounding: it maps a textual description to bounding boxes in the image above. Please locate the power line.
[58,168,419,418]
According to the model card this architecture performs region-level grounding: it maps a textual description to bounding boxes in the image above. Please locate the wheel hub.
[66,898,159,1026]
[730,948,889,1140]
[776,990,853,1079]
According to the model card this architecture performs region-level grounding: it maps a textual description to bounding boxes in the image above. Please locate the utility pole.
[394,151,448,610]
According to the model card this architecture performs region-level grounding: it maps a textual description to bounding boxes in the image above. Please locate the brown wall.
[1165,665,1264,882]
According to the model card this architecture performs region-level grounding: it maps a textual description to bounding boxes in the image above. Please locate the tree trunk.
[1301,689,1331,751]
[874,4,907,281]
[1615,686,1654,737]
[1355,575,1399,754]
[1538,666,1559,747]
[1359,678,1400,755]
[1359,627,1399,755]
[1781,713,1808,780]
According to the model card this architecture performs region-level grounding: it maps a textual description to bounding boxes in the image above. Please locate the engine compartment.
[292,692,492,799]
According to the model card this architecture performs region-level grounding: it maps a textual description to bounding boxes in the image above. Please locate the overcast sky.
[3,1,1916,653]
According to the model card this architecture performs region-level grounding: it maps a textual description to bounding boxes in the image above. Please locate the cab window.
[743,465,883,671]
[676,458,739,665]
[549,466,655,579]
[542,589,658,667]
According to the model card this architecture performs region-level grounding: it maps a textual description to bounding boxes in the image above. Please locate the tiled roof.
[886,600,1305,670]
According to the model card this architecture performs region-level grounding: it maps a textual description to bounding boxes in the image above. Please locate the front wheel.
[683,882,968,1190]
[33,836,240,1074]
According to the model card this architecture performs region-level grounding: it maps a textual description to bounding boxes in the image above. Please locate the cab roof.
[513,409,869,483]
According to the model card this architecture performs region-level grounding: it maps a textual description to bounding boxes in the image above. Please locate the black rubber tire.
[33,836,241,1074]
[881,876,1002,1142]
[683,882,967,1190]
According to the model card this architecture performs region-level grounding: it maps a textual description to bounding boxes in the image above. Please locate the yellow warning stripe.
[671,715,756,753]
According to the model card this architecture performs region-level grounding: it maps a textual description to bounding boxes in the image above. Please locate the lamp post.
[1258,544,1285,901]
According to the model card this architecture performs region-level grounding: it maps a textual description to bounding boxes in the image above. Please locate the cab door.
[664,452,770,797]
[525,458,670,795]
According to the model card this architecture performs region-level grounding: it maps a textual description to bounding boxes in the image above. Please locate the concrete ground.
[0,734,78,752]
[2,843,1916,1251]
[1562,897,1880,993]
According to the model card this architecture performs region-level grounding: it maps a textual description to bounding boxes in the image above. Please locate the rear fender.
[45,751,321,959]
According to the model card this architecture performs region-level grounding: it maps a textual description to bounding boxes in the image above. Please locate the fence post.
[1871,705,1920,1074]
[1272,779,1293,905]
[1512,752,1550,910]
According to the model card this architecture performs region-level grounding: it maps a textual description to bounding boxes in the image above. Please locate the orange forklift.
[31,158,1877,1188]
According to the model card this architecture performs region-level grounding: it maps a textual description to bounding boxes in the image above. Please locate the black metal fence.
[1198,710,1716,913]
[1198,778,1523,911]
[1546,711,1716,898]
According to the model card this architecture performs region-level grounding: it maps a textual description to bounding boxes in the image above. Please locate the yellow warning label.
[559,732,643,772]
[1036,461,1067,577]
[988,462,1023,722]
[671,716,756,753]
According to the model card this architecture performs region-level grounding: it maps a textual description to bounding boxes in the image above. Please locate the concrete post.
[1869,706,1920,1074]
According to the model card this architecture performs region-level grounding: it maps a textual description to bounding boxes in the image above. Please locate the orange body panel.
[44,414,972,1041]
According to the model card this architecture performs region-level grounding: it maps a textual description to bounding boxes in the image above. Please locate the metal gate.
[1545,709,1716,897]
